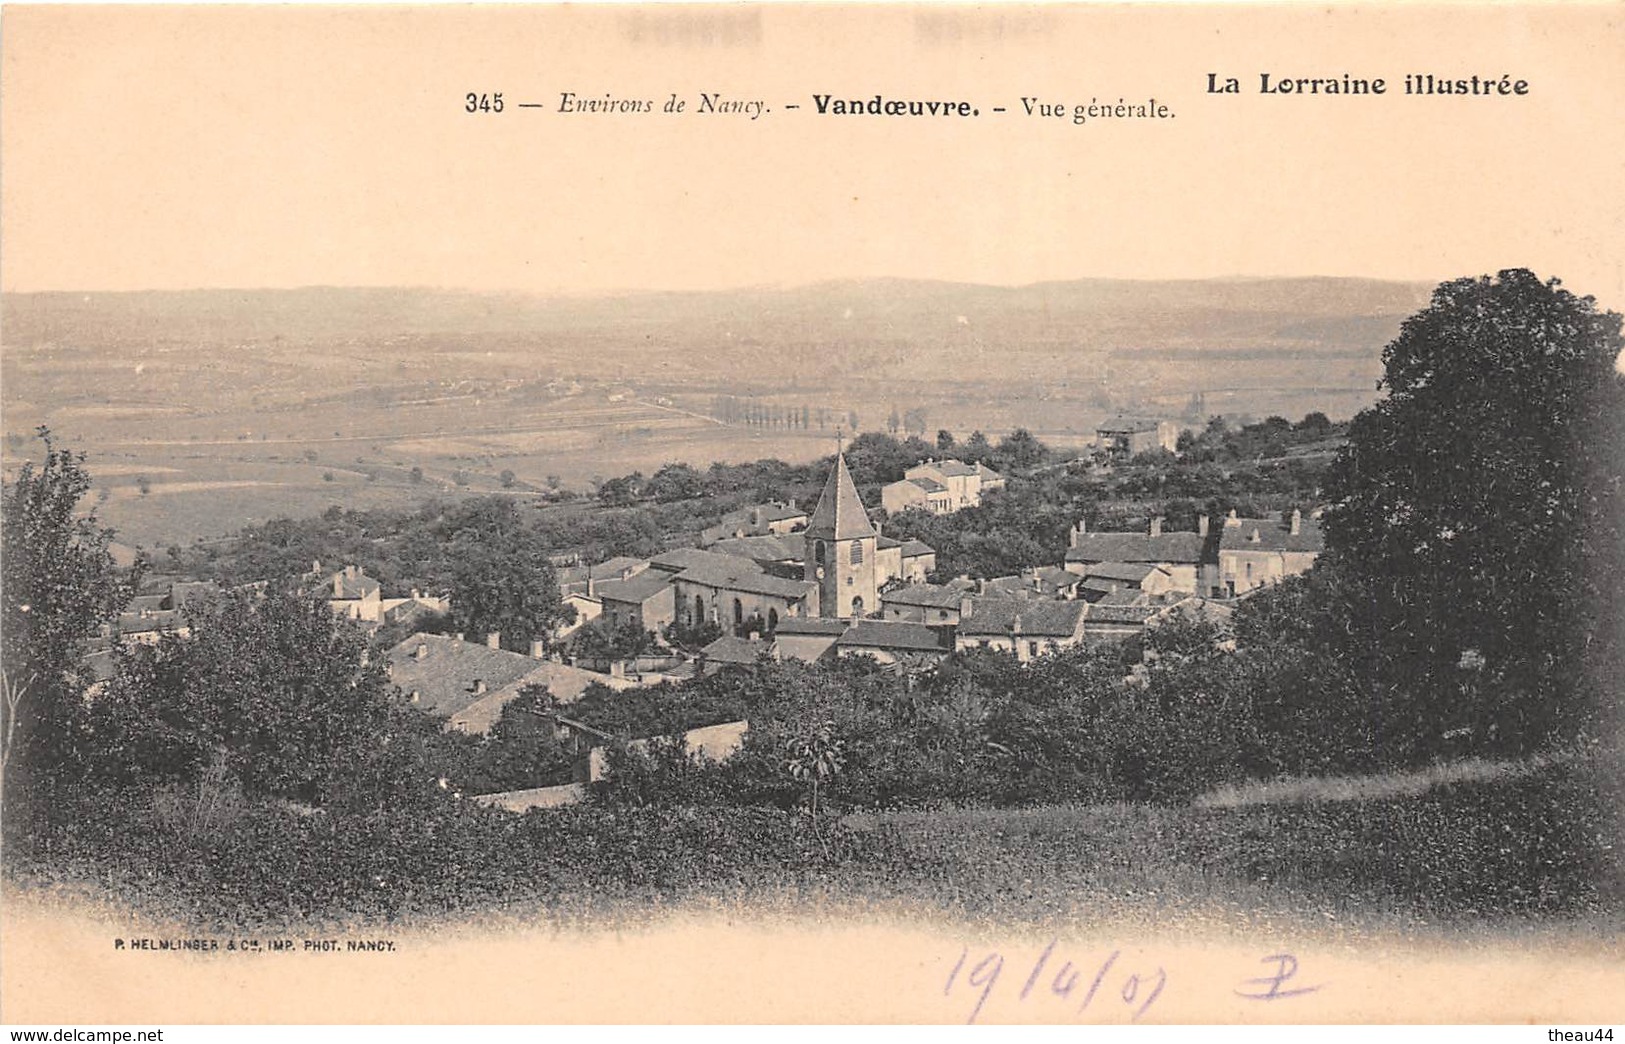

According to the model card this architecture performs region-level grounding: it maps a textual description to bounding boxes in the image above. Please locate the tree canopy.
[1,430,133,788]
[1322,269,1625,753]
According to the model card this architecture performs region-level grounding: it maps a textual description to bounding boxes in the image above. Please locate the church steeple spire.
[806,445,876,541]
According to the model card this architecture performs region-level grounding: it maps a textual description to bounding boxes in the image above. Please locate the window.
[694,594,706,622]
[814,542,826,565]
[850,542,864,565]
[1027,641,1040,659]
[733,598,744,627]
[768,608,779,631]
[851,595,864,616]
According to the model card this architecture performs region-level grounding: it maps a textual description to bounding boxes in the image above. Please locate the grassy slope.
[5,760,1618,944]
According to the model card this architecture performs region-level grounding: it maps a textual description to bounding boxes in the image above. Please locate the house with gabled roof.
[699,501,809,546]
[834,619,953,667]
[981,565,1089,602]
[557,556,650,598]
[880,578,976,625]
[954,598,1091,662]
[770,616,848,663]
[593,568,677,633]
[882,457,1004,516]
[386,631,634,734]
[1216,509,1324,597]
[1063,515,1209,593]
[1096,417,1178,458]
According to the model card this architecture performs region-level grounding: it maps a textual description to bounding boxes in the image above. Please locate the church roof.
[805,452,876,541]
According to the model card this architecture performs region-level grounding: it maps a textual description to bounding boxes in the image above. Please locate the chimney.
[486,632,500,649]
[587,574,598,599]
[609,660,626,679]
[959,595,974,619]
[472,678,486,695]
[414,642,428,660]
[312,559,322,576]
[1150,517,1163,537]
[454,632,465,643]
[977,578,989,595]
[411,587,421,600]
[530,638,547,658]
[1226,509,1240,527]
[752,506,766,527]
[332,575,343,597]
[1031,574,1043,591]
[1069,520,1086,549]
[1290,509,1302,536]
[1198,514,1210,538]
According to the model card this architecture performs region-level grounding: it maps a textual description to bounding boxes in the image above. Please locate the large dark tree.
[440,498,567,651]
[89,589,418,808]
[1321,270,1625,756]
[1,430,133,789]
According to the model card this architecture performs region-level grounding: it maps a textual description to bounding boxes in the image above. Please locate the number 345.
[465,93,503,113]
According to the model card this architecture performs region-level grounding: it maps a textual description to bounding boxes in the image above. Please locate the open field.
[2,278,1426,548]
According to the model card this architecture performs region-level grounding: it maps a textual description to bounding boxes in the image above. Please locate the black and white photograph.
[1,2,1621,1029]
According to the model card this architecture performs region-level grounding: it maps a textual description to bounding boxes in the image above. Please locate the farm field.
[2,278,1422,549]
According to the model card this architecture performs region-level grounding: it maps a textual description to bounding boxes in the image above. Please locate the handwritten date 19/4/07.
[944,941,1166,1024]
[945,943,1324,1024]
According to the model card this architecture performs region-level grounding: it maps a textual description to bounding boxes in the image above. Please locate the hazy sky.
[4,4,1623,303]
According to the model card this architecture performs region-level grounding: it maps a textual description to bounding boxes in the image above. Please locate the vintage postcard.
[2,2,1622,1029]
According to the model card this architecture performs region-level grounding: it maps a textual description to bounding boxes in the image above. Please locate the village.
[82,415,1325,814]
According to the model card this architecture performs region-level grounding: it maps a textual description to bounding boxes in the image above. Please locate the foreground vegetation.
[4,757,1616,938]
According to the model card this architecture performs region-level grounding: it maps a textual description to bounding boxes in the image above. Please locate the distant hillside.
[2,277,1433,385]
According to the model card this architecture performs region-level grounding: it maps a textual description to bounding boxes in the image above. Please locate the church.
[803,450,880,619]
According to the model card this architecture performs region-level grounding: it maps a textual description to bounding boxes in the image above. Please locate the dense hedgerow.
[2,780,902,929]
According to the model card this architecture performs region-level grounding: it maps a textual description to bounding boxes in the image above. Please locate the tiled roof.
[1064,532,1205,565]
[709,533,805,563]
[322,569,380,600]
[676,563,818,600]
[1097,417,1162,434]
[1219,515,1326,554]
[958,598,1089,638]
[806,453,877,541]
[881,582,967,610]
[386,633,544,718]
[650,547,765,575]
[836,620,949,653]
[900,539,936,558]
[593,556,650,578]
[1084,562,1166,583]
[1085,603,1158,624]
[1096,588,1151,607]
[909,477,949,494]
[701,635,769,665]
[917,459,978,478]
[774,617,850,636]
[125,593,169,614]
[450,660,633,733]
[594,570,675,605]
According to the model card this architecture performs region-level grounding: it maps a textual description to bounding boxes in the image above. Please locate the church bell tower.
[804,445,878,619]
